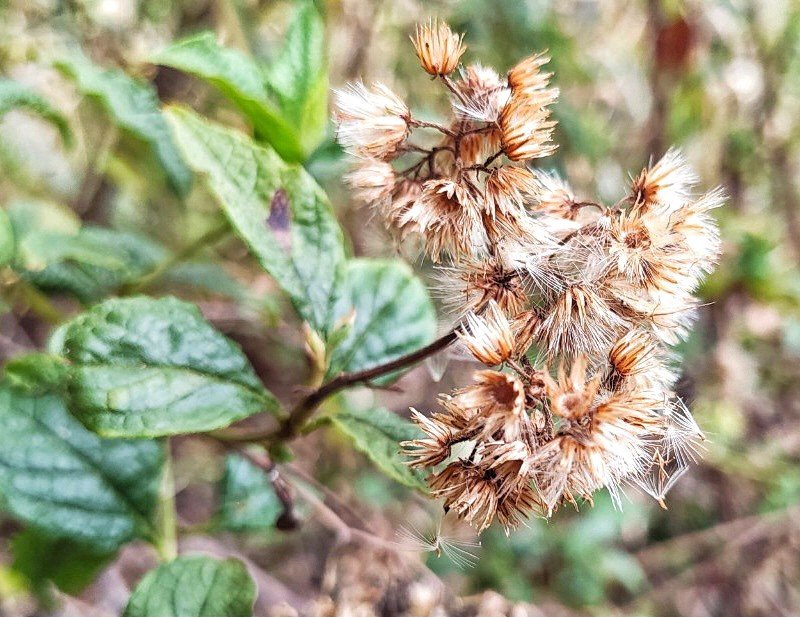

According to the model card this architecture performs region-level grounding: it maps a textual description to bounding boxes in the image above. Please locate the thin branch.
[217,328,460,444]
[407,118,458,138]
[229,444,299,530]
[274,328,460,441]
[440,74,466,104]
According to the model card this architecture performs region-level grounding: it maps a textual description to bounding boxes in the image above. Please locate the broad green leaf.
[124,555,256,617]
[11,528,112,596]
[5,199,79,237]
[152,33,304,162]
[165,107,346,335]
[51,296,278,437]
[0,78,72,145]
[8,200,165,302]
[218,453,282,532]
[0,208,13,267]
[55,52,191,196]
[326,259,436,379]
[267,0,328,153]
[0,384,164,551]
[331,406,427,490]
[4,353,69,395]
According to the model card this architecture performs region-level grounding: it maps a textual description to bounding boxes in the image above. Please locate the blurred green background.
[1,0,800,615]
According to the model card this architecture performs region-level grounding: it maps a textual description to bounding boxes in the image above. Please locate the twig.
[283,463,369,530]
[273,328,460,442]
[229,444,298,530]
[215,328,460,444]
[407,118,458,138]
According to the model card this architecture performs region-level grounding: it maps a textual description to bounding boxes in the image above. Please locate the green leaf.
[55,52,191,196]
[50,296,278,438]
[0,208,14,267]
[267,0,328,154]
[217,453,282,532]
[0,384,164,551]
[123,555,256,617]
[326,259,436,379]
[4,353,69,395]
[7,200,165,303]
[152,32,304,162]
[0,78,72,145]
[11,528,112,596]
[165,107,346,335]
[331,406,427,490]
[4,199,79,238]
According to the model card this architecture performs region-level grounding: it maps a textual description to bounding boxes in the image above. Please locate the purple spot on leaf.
[267,189,292,252]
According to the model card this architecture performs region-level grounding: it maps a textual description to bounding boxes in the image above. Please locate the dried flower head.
[484,165,538,218]
[457,301,515,366]
[345,160,396,207]
[606,329,675,391]
[507,52,554,94]
[412,19,466,76]
[333,19,723,531]
[499,92,558,161]
[631,147,699,212]
[536,284,624,358]
[452,63,511,122]
[333,82,409,159]
[530,170,579,220]
[435,255,529,317]
[401,179,485,260]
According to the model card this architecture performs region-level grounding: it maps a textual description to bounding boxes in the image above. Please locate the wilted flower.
[345,160,396,206]
[333,81,409,159]
[484,165,538,218]
[536,283,625,358]
[401,178,485,260]
[630,147,699,212]
[499,92,558,161]
[401,408,455,468]
[457,301,515,366]
[412,19,466,76]
[435,255,529,317]
[507,52,554,94]
[333,18,723,531]
[529,169,579,220]
[452,63,510,122]
[605,329,675,390]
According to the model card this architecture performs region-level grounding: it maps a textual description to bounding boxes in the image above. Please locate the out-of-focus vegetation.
[1,0,799,616]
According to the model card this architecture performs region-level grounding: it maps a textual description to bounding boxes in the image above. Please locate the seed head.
[333,81,409,159]
[401,178,485,261]
[630,147,699,212]
[411,19,466,76]
[434,256,529,317]
[499,91,558,161]
[507,52,553,94]
[457,301,515,366]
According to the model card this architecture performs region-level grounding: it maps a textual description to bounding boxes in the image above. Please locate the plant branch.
[228,444,298,530]
[217,328,460,444]
[407,118,457,137]
[274,328,460,441]
[153,441,178,561]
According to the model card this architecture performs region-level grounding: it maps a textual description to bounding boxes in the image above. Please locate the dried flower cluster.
[334,20,722,532]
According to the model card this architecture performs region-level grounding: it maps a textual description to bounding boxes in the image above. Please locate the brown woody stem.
[274,328,460,441]
[216,328,460,444]
[407,118,458,137]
